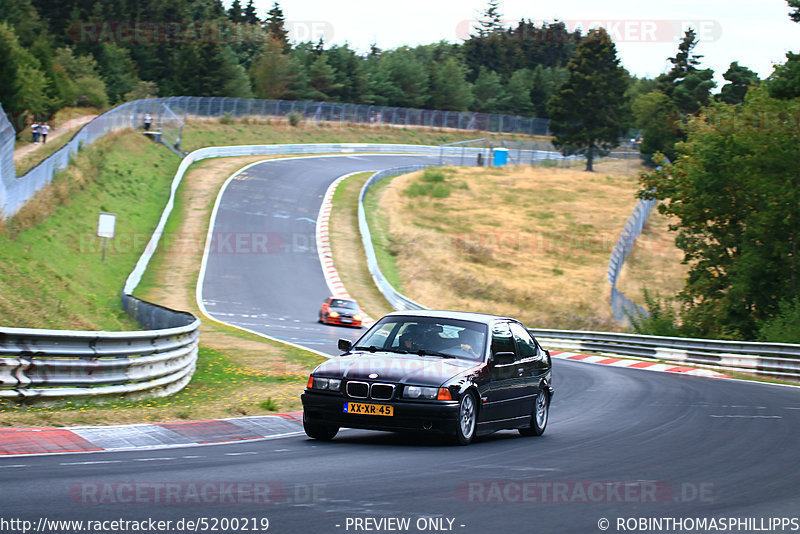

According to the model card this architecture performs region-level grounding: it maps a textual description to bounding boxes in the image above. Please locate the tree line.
[1,0,584,131]
[630,2,800,342]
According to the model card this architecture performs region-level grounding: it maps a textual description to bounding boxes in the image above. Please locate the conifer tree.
[228,0,243,23]
[717,62,759,105]
[547,28,629,171]
[243,0,259,24]
[264,2,289,51]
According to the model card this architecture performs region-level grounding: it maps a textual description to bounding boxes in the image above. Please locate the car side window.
[490,322,516,358]
[510,322,538,359]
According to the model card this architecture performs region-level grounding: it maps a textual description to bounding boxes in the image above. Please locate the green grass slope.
[0,132,180,330]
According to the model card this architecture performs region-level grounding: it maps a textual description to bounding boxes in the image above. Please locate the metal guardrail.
[358,166,431,311]
[532,328,800,381]
[0,306,199,399]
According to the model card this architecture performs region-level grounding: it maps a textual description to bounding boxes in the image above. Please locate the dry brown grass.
[371,159,685,330]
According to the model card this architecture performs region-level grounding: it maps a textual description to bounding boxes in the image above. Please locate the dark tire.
[318,312,325,324]
[303,415,339,441]
[452,392,478,445]
[519,391,549,437]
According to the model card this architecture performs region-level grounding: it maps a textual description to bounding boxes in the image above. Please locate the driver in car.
[399,324,425,352]
[458,329,483,358]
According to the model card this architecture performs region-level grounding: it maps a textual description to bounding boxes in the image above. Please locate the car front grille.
[370,383,395,400]
[346,381,369,398]
[345,381,395,400]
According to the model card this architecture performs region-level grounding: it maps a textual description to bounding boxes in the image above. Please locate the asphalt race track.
[198,154,452,355]
[2,154,800,534]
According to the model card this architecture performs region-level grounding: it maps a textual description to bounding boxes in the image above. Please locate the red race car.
[319,297,364,328]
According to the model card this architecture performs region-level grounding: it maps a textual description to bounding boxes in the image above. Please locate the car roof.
[383,309,516,326]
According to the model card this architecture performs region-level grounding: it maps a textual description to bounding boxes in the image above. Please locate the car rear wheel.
[519,391,549,436]
[303,414,339,441]
[453,392,477,445]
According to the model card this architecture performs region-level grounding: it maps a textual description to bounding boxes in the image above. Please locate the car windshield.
[331,299,358,309]
[354,316,488,361]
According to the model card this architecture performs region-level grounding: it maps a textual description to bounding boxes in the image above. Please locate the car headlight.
[329,310,340,318]
[353,314,363,321]
[308,377,341,391]
[403,385,439,399]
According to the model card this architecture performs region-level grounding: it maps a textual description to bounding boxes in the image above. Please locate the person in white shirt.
[39,122,50,143]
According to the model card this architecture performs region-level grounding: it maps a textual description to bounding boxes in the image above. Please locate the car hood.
[313,352,479,387]
[330,305,358,313]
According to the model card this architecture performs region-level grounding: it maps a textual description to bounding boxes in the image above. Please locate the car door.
[480,321,524,424]
[509,322,546,415]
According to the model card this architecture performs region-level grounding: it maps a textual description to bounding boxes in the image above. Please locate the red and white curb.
[0,412,305,456]
[550,351,729,379]
[315,171,375,326]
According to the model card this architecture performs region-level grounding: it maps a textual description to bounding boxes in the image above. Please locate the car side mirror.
[338,338,353,352]
[490,351,515,366]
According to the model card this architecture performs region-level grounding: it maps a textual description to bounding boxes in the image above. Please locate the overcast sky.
[247,0,798,86]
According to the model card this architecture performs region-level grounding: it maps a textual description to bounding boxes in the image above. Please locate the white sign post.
[97,212,116,263]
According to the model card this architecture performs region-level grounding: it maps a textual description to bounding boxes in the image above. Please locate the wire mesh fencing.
[607,197,658,323]
[0,103,16,217]
[0,99,184,218]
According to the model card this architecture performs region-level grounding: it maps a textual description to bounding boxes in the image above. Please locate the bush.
[219,112,234,125]
[629,288,684,337]
[758,298,800,343]
[74,76,109,108]
[287,111,303,127]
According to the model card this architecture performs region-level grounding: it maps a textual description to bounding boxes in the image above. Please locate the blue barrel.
[493,148,508,166]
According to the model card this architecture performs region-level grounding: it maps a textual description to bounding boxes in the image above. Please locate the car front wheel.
[303,414,339,441]
[519,391,549,437]
[453,392,477,445]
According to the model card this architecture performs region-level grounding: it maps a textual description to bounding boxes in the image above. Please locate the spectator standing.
[143,113,153,131]
[31,122,40,143]
[40,122,50,143]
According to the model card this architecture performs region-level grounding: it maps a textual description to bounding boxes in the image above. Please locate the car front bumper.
[324,316,362,327]
[301,391,460,434]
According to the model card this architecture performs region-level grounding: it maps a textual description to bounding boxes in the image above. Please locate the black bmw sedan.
[301,310,553,445]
